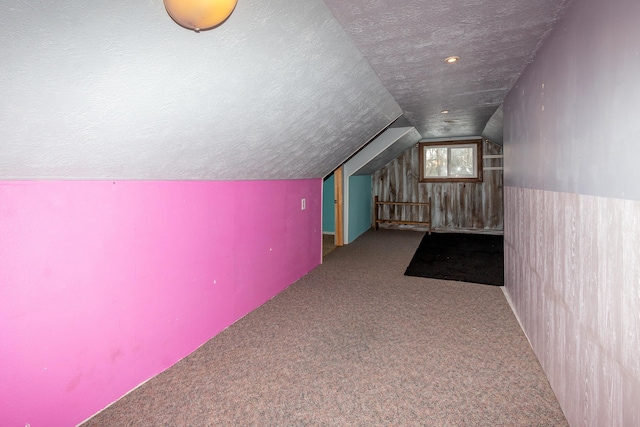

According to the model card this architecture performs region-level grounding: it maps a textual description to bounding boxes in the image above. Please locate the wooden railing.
[373,196,431,235]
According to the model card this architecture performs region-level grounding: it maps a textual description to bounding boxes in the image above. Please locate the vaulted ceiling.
[0,0,571,180]
[325,0,571,142]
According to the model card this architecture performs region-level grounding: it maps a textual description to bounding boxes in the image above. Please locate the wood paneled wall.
[372,139,503,232]
[503,186,640,426]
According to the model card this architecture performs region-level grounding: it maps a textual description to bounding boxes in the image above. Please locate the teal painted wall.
[348,175,372,243]
[322,174,335,233]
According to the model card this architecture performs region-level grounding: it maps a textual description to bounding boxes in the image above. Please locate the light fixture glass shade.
[164,0,238,31]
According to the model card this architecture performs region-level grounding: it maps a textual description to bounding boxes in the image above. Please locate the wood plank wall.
[372,139,503,233]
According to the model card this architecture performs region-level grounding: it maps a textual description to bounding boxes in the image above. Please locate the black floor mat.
[404,232,504,286]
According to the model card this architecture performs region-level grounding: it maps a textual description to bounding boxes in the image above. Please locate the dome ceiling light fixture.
[444,55,460,64]
[164,0,238,32]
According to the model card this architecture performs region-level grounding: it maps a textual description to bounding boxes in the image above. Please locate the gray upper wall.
[481,105,503,146]
[503,0,640,201]
[0,0,400,180]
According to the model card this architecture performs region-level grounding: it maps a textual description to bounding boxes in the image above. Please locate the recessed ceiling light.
[444,56,460,64]
[441,110,450,114]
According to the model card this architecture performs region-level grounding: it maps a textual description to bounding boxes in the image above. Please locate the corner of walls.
[0,179,321,426]
[340,126,418,244]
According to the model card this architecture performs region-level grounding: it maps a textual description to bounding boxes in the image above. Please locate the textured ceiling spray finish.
[0,0,400,180]
[323,0,571,139]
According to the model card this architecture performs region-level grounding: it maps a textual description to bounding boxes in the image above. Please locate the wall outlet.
[301,198,306,210]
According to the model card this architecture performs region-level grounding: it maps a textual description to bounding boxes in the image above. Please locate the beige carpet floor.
[83,229,567,426]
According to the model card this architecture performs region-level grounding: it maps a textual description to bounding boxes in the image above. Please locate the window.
[419,139,483,183]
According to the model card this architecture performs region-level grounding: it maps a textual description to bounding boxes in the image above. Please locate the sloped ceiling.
[0,0,400,180]
[0,0,571,180]
[353,128,422,176]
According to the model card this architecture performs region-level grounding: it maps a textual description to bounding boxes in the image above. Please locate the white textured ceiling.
[323,0,572,142]
[0,0,400,180]
[0,0,571,180]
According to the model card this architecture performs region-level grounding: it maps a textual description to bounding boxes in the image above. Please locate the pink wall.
[0,179,321,427]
